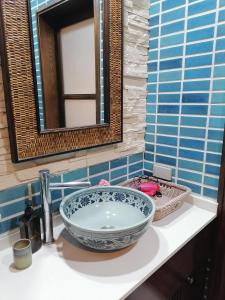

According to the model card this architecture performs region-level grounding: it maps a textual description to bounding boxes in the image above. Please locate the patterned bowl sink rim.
[59,186,156,234]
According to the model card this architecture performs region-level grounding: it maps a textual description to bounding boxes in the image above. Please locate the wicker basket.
[120,176,192,221]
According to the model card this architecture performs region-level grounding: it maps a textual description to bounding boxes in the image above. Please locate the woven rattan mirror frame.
[0,0,123,162]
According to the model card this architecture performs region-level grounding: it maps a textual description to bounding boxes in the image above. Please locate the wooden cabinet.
[126,222,214,300]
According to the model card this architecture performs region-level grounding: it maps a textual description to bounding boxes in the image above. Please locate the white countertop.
[0,194,217,300]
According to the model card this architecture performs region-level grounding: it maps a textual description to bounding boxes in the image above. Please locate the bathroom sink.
[60,186,155,251]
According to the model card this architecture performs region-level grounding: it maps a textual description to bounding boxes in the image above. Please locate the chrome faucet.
[39,169,91,244]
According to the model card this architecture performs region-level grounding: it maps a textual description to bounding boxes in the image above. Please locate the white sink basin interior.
[71,201,146,230]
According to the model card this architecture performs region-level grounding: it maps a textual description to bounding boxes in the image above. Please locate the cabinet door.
[126,223,214,300]
[126,272,204,300]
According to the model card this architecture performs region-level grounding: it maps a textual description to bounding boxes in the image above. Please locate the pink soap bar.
[98,179,110,186]
[140,182,160,193]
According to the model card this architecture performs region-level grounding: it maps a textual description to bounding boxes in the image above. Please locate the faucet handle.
[39,169,55,178]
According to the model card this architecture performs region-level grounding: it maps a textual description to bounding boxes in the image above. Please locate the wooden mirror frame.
[0,0,123,163]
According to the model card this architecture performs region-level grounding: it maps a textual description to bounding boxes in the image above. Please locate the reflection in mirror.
[28,0,105,131]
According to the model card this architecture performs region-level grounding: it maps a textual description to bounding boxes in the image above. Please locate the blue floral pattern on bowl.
[60,186,155,251]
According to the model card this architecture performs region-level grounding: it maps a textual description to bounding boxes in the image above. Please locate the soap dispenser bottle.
[20,202,42,253]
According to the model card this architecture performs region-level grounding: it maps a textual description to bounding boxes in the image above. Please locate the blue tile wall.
[0,153,144,235]
[146,0,225,200]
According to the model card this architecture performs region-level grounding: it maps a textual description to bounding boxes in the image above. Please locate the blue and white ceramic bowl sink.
[60,186,155,251]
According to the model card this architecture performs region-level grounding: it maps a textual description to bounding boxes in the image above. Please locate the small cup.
[13,239,32,270]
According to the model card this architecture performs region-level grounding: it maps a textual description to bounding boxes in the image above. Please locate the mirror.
[28,0,106,131]
[0,0,122,162]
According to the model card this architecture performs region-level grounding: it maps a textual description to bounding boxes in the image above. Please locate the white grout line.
[147,90,225,94]
[146,142,222,156]
[147,111,225,116]
[150,0,207,18]
[149,6,225,30]
[150,22,216,41]
[176,167,219,178]
[148,50,225,64]
[147,123,224,130]
[111,169,143,183]
[148,64,224,73]
[182,0,200,183]
[152,0,162,168]
[201,0,220,196]
[145,134,223,146]
[0,196,62,223]
[145,150,221,166]
[148,78,211,84]
[149,33,225,51]
[0,196,27,208]
[146,145,220,156]
[143,155,219,168]
[0,211,24,223]
[176,177,218,191]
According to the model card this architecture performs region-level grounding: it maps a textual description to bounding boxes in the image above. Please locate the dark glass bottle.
[20,204,42,253]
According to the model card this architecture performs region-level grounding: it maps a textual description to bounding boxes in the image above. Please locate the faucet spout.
[39,169,91,244]
[50,181,91,190]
